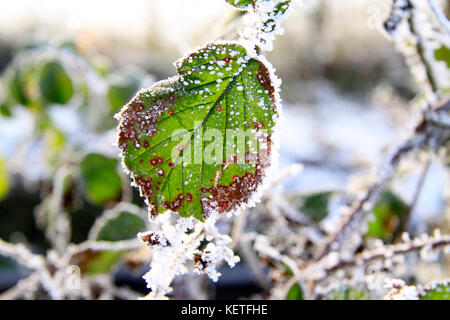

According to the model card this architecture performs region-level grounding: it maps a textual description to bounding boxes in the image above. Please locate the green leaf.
[74,204,147,275]
[298,191,331,222]
[420,281,450,300]
[69,248,123,276]
[0,103,11,117]
[86,250,124,275]
[116,42,279,220]
[0,156,10,201]
[286,282,304,300]
[107,74,141,114]
[367,190,407,240]
[39,60,74,104]
[434,45,450,69]
[89,205,146,242]
[8,68,32,106]
[324,285,371,300]
[225,0,256,9]
[79,153,123,205]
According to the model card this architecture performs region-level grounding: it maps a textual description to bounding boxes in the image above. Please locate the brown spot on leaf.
[164,193,185,211]
[201,136,272,218]
[139,232,169,247]
[117,97,166,152]
[133,175,153,204]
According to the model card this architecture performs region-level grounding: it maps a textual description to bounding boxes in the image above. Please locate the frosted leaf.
[240,0,297,52]
[116,41,280,221]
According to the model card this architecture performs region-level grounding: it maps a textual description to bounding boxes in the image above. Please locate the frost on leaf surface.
[116,42,279,221]
[420,281,450,300]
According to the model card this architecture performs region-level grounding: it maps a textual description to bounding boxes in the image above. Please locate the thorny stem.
[392,155,432,242]
[319,233,450,279]
[406,1,439,94]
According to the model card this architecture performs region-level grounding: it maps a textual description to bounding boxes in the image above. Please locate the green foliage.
[324,285,371,300]
[94,210,146,242]
[285,282,304,300]
[117,42,278,220]
[79,153,123,205]
[8,68,32,106]
[107,74,141,114]
[39,60,74,104]
[434,45,450,69]
[367,190,407,240]
[80,205,146,275]
[0,103,11,117]
[298,191,331,222]
[0,156,10,201]
[70,248,124,276]
[225,0,255,9]
[86,250,124,275]
[420,282,450,300]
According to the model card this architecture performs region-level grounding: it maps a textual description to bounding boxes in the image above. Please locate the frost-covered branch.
[138,213,240,299]
[68,239,142,255]
[0,239,63,299]
[315,231,450,281]
[0,273,41,300]
[383,0,450,99]
[309,98,450,266]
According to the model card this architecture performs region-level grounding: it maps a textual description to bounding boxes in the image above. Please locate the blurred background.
[0,0,449,299]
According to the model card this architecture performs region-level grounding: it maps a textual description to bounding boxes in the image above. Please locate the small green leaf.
[79,153,122,205]
[298,191,331,222]
[86,250,124,275]
[263,1,292,33]
[286,282,304,300]
[225,0,256,9]
[367,190,407,240]
[324,285,371,300]
[70,248,123,276]
[420,281,450,300]
[107,74,141,114]
[0,156,10,201]
[8,68,32,106]
[434,45,450,69]
[0,103,11,117]
[89,205,146,242]
[39,60,74,104]
[117,42,279,220]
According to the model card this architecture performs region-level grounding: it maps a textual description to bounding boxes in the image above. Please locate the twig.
[238,239,272,291]
[393,156,432,242]
[308,99,450,265]
[0,239,62,299]
[229,209,246,250]
[318,232,450,279]
[0,273,41,300]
